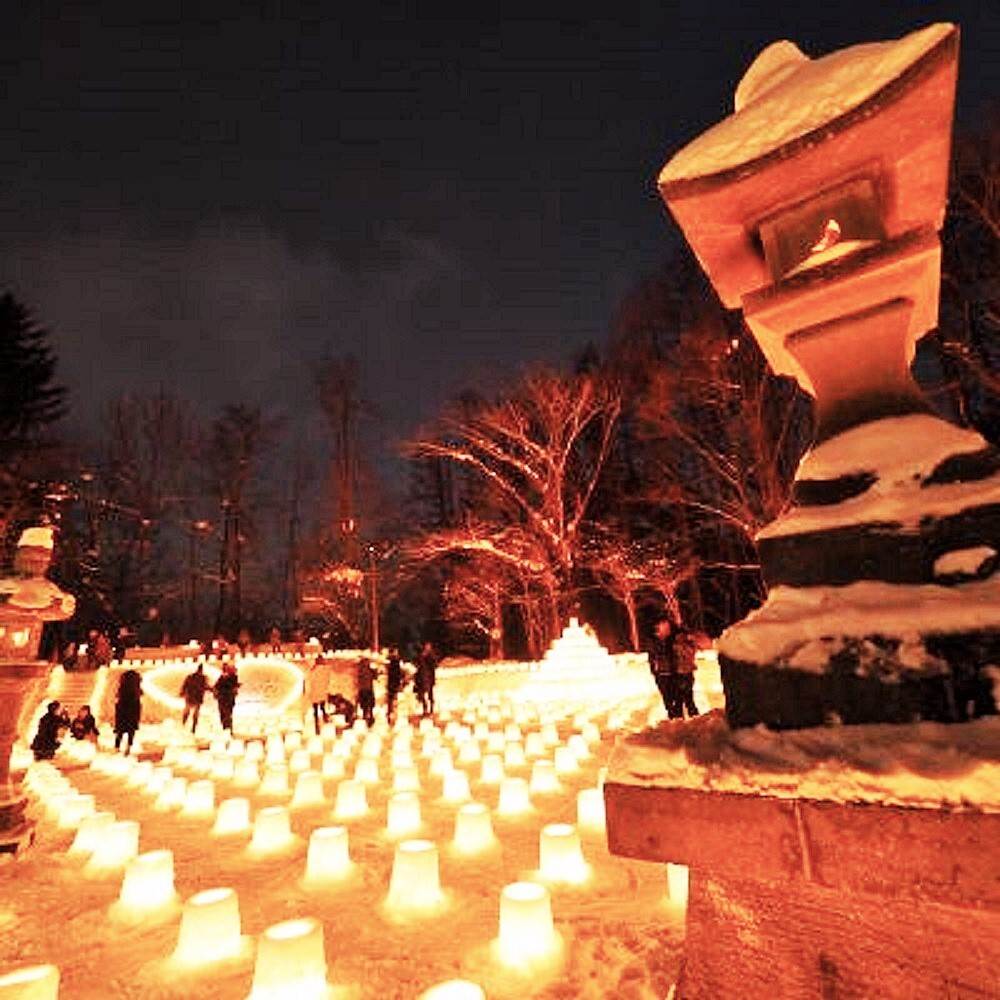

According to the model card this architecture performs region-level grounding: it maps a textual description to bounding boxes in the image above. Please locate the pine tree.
[0,292,66,461]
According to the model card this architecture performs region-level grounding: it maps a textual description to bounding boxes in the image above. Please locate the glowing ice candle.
[86,819,140,874]
[192,751,214,776]
[576,788,606,834]
[553,746,579,775]
[430,748,453,778]
[320,722,337,741]
[581,722,601,744]
[0,963,59,1000]
[504,723,522,743]
[249,917,328,1000]
[566,734,591,761]
[321,754,345,780]
[212,797,251,836]
[289,749,311,774]
[477,754,504,785]
[127,760,154,788]
[210,738,228,755]
[304,826,351,884]
[145,767,172,798]
[441,768,471,804]
[249,805,295,855]
[54,793,94,830]
[265,740,285,767]
[284,731,303,751]
[524,732,546,759]
[176,748,198,771]
[69,811,113,855]
[419,717,435,734]
[452,802,495,855]
[457,740,481,765]
[392,765,420,793]
[233,760,261,789]
[667,863,689,907]
[386,792,422,838]
[504,742,526,769]
[541,723,559,747]
[538,824,589,884]
[118,849,177,913]
[496,882,559,966]
[485,732,504,754]
[307,735,324,757]
[391,750,415,773]
[418,980,485,1000]
[496,777,532,817]
[354,757,379,785]
[181,780,216,820]
[360,734,382,759]
[333,780,368,820]
[258,765,291,797]
[210,756,235,782]
[529,760,561,795]
[386,840,444,911]
[174,887,243,964]
[245,741,265,763]
[291,771,326,810]
[226,738,246,757]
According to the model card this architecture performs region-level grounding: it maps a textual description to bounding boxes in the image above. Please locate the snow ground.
[2,704,681,999]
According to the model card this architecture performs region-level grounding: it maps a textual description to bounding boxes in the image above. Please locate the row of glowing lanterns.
[4,693,686,998]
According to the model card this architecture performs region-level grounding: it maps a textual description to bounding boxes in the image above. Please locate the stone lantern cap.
[17,527,54,551]
[657,23,959,313]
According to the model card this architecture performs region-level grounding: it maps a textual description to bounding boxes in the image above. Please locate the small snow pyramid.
[540,618,615,675]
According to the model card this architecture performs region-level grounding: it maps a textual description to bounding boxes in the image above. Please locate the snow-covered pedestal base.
[605,715,1000,998]
[720,415,1000,730]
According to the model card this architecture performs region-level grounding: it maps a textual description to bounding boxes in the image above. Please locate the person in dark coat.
[214,663,239,732]
[180,664,209,733]
[674,629,701,719]
[356,657,376,726]
[114,670,143,753]
[385,648,404,723]
[31,701,69,760]
[644,616,684,719]
[70,704,99,742]
[414,642,438,716]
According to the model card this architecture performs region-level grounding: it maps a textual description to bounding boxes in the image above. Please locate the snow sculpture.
[658,23,998,729]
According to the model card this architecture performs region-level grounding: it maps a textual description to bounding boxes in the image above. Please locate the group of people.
[31,701,99,760]
[306,642,439,734]
[644,615,702,720]
[178,663,240,734]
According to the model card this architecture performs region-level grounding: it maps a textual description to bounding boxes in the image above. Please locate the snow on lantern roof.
[659,23,955,188]
[18,526,54,550]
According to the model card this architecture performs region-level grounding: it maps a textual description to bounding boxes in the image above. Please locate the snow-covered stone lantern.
[606,24,1000,999]
[0,526,75,853]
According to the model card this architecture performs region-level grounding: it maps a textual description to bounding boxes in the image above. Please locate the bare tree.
[405,369,621,647]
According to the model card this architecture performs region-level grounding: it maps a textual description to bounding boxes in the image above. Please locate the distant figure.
[137,606,166,648]
[90,629,112,669]
[236,627,253,656]
[61,640,79,671]
[180,664,210,733]
[70,704,99,742]
[306,656,332,735]
[356,657,376,726]
[268,626,282,652]
[329,693,356,727]
[645,616,683,719]
[414,642,438,716]
[674,627,700,719]
[385,647,404,723]
[31,701,69,760]
[114,669,143,753]
[214,663,240,732]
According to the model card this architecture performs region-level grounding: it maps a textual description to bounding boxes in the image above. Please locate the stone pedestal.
[605,781,1000,999]
[0,661,52,854]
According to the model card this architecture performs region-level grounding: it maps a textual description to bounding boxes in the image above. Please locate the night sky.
[2,2,997,466]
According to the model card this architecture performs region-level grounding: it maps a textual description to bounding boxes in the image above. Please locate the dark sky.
[2,1,997,467]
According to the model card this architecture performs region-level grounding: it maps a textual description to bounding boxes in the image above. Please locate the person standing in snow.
[180,664,209,733]
[356,657,376,726]
[644,616,683,719]
[674,627,700,719]
[306,655,332,734]
[114,669,143,753]
[385,647,405,723]
[214,663,240,732]
[414,641,438,716]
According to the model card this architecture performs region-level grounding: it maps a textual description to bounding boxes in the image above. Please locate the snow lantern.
[173,887,243,965]
[496,881,561,967]
[249,917,329,999]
